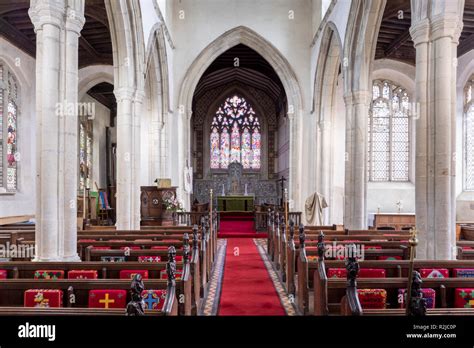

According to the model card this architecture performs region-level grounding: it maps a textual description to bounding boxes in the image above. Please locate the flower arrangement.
[163,196,185,212]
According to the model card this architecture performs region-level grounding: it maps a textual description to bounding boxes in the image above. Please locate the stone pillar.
[318,119,332,224]
[410,0,463,259]
[29,0,85,261]
[343,91,370,230]
[115,88,143,230]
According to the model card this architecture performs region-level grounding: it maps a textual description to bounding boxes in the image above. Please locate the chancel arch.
[190,43,287,206]
[178,26,304,211]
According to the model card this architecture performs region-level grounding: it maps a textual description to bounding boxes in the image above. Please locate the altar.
[217,196,254,212]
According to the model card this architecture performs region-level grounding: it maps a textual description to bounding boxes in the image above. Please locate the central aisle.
[218,238,286,316]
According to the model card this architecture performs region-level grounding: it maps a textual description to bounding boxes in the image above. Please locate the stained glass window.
[464,77,474,191]
[210,95,261,169]
[79,119,93,190]
[0,62,19,192]
[368,80,410,182]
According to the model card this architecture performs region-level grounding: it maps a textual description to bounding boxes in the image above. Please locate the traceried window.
[464,77,474,191]
[210,95,261,170]
[79,119,93,190]
[0,62,19,192]
[368,80,410,182]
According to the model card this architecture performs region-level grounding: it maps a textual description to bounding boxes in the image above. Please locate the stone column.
[115,88,143,230]
[343,91,370,230]
[29,0,85,261]
[410,0,463,259]
[318,119,332,224]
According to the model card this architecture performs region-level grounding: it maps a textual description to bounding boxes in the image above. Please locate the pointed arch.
[178,26,303,115]
[312,21,343,115]
[177,26,305,210]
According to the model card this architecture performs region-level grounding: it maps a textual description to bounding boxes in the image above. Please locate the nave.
[1,210,474,317]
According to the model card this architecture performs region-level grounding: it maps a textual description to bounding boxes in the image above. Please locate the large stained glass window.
[79,119,93,190]
[0,62,19,192]
[368,80,410,182]
[464,77,474,191]
[210,95,261,169]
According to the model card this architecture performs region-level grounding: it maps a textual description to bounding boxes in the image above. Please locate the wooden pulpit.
[140,186,177,226]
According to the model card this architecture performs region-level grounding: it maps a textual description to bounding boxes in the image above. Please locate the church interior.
[1,0,474,333]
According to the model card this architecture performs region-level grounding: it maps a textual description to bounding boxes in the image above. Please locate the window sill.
[0,188,16,196]
[457,191,474,201]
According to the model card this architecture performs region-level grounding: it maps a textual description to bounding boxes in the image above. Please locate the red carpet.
[218,214,267,238]
[218,238,285,316]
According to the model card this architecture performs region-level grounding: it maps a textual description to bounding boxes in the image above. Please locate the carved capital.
[410,19,430,46]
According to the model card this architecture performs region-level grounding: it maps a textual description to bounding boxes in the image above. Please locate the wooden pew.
[0,278,179,315]
[0,250,182,316]
[289,235,410,306]
[324,277,474,315]
[0,307,167,316]
[297,245,410,315]
[82,235,204,312]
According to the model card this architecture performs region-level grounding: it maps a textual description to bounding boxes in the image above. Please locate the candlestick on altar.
[221,184,225,196]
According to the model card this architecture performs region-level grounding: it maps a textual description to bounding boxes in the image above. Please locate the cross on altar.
[99,293,115,308]
[143,294,159,309]
[277,176,287,207]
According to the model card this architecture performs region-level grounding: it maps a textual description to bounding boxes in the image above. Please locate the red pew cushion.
[454,288,474,308]
[135,239,153,242]
[160,269,183,280]
[142,290,167,310]
[357,289,387,309]
[92,246,111,250]
[88,289,127,309]
[78,239,96,243]
[34,270,65,280]
[119,270,149,280]
[138,256,162,263]
[68,270,98,279]
[377,256,402,261]
[453,268,474,278]
[419,268,449,278]
[151,246,168,250]
[0,270,6,279]
[398,288,436,309]
[327,268,386,278]
[24,289,63,308]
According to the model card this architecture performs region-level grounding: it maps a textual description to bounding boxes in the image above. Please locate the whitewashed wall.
[456,49,474,221]
[367,59,417,217]
[0,38,36,218]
